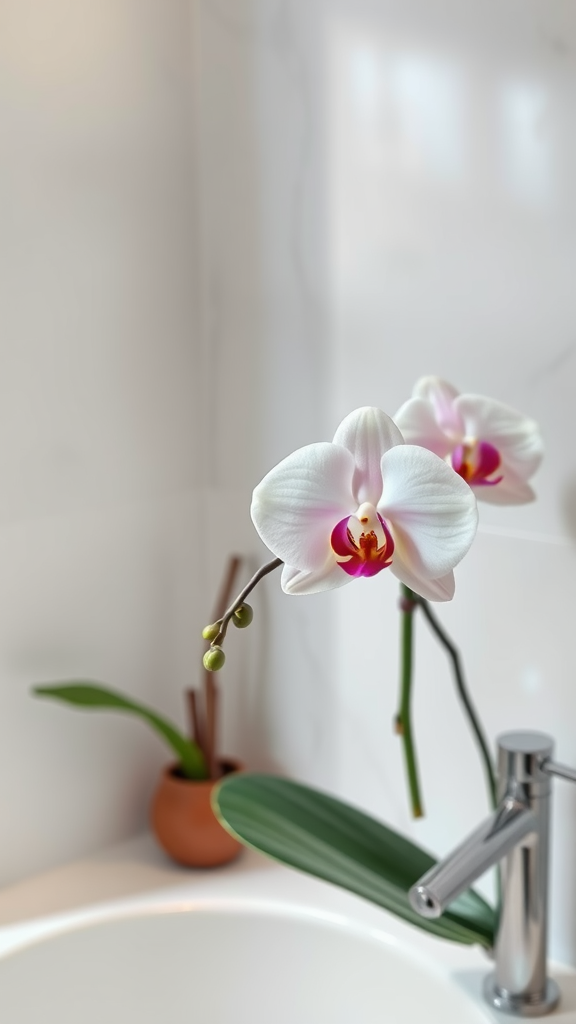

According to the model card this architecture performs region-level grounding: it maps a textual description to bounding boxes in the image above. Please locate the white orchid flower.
[395,377,543,505]
[251,407,478,602]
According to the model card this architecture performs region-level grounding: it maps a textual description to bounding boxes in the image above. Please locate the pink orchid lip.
[452,440,503,487]
[331,511,395,578]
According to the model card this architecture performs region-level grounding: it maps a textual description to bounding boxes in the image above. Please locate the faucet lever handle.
[541,758,576,784]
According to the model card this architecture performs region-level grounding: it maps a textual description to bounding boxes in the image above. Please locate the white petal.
[394,397,456,458]
[455,394,543,481]
[251,442,355,571]
[379,445,478,579]
[281,558,352,595]
[412,377,463,436]
[332,407,404,507]
[390,556,456,602]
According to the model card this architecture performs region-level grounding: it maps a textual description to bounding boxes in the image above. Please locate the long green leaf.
[214,773,495,948]
[33,682,208,780]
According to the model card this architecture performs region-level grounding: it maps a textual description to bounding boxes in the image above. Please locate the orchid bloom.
[251,407,478,602]
[394,377,543,504]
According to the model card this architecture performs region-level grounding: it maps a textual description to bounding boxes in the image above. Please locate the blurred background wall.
[0,0,206,884]
[2,0,576,966]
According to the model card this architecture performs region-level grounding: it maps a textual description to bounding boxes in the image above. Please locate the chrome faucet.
[409,731,576,1017]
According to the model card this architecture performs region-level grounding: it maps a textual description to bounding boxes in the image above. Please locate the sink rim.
[0,894,442,975]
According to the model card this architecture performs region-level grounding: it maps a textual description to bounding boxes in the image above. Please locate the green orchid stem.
[415,595,497,812]
[396,584,424,819]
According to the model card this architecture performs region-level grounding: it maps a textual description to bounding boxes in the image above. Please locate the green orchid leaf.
[33,682,208,780]
[214,773,495,948]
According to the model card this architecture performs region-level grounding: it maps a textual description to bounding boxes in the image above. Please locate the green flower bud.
[203,646,226,672]
[232,603,254,628]
[202,622,221,642]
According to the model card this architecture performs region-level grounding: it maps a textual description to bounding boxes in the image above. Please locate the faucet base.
[483,973,560,1017]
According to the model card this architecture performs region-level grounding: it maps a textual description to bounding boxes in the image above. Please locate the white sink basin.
[0,903,492,1024]
[5,836,576,1024]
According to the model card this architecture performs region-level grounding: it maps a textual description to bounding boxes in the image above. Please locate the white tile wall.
[193,0,576,965]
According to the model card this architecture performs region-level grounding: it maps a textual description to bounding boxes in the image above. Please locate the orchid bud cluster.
[201,376,543,673]
[202,603,255,671]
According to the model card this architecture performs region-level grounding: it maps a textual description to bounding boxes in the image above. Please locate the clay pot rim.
[164,757,244,787]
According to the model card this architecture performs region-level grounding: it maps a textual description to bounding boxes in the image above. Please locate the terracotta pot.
[150,759,243,868]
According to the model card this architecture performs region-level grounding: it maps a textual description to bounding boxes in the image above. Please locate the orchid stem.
[396,584,424,818]
[415,596,497,811]
[213,557,283,646]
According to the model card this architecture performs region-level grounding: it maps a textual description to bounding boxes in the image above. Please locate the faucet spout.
[409,798,536,919]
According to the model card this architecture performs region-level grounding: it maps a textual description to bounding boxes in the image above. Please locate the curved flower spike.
[251,407,478,601]
[395,377,543,505]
